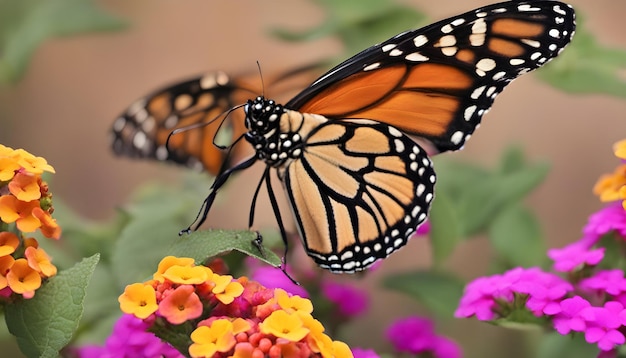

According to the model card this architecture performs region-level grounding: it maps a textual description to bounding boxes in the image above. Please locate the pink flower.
[580,301,626,351]
[579,270,626,297]
[583,203,626,241]
[248,264,309,298]
[321,280,369,317]
[351,348,380,358]
[552,296,591,334]
[548,241,605,272]
[455,267,572,320]
[387,316,461,358]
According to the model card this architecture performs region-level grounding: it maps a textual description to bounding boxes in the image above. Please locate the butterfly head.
[244,96,296,166]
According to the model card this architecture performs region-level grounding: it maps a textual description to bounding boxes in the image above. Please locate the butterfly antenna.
[165,103,246,153]
[256,60,265,98]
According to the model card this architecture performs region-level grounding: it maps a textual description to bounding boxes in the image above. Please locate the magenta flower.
[510,268,573,316]
[456,267,572,320]
[386,316,461,358]
[579,270,626,297]
[249,265,309,298]
[552,296,591,334]
[74,314,182,358]
[580,301,626,351]
[547,241,605,272]
[583,202,626,241]
[321,280,369,317]
[415,220,431,235]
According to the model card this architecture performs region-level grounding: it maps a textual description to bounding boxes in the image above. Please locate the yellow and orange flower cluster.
[119,256,353,358]
[0,145,59,299]
[594,139,626,209]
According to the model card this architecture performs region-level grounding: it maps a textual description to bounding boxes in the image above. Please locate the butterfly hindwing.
[286,1,575,153]
[281,118,435,272]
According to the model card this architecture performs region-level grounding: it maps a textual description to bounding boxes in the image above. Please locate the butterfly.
[111,1,576,273]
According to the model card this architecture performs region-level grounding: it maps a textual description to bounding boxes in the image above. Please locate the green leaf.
[488,205,546,267]
[536,16,626,98]
[458,162,549,236]
[428,188,462,265]
[6,254,100,358]
[498,145,527,175]
[170,229,282,268]
[110,178,207,285]
[382,270,464,318]
[0,0,126,84]
[536,332,598,358]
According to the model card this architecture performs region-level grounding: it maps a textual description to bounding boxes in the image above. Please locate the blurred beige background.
[0,0,624,356]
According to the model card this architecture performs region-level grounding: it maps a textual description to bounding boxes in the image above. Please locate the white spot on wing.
[405,52,429,62]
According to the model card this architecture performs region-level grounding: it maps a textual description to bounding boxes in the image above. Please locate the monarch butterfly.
[112,1,576,273]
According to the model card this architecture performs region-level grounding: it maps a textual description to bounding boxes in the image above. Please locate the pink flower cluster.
[456,198,626,354]
[386,316,461,358]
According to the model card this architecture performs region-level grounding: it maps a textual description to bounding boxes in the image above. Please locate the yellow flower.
[259,310,309,342]
[275,288,313,314]
[7,258,41,296]
[162,265,209,285]
[0,157,20,181]
[12,149,55,175]
[153,256,196,282]
[614,139,626,160]
[0,195,41,232]
[211,273,244,304]
[119,283,158,319]
[593,164,626,202]
[189,319,237,358]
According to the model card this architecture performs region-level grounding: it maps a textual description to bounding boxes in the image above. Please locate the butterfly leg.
[180,155,258,235]
[264,169,299,285]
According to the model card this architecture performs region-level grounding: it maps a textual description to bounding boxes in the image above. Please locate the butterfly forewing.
[286,1,575,153]
[111,72,257,174]
[281,118,435,272]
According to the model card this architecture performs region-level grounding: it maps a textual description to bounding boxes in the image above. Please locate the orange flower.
[0,255,15,290]
[24,246,57,277]
[7,258,41,297]
[31,207,61,239]
[0,196,41,232]
[158,284,203,324]
[8,172,41,202]
[0,232,19,256]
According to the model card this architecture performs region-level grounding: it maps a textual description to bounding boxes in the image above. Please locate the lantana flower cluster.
[0,144,59,299]
[455,138,626,355]
[117,256,353,358]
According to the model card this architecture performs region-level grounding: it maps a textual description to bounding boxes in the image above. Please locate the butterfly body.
[112,1,576,273]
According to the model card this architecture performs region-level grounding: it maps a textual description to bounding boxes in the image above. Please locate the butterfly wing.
[286,0,575,153]
[111,64,327,175]
[281,118,435,272]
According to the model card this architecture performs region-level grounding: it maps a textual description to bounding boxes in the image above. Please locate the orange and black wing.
[111,64,326,175]
[286,1,576,153]
[282,119,436,272]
